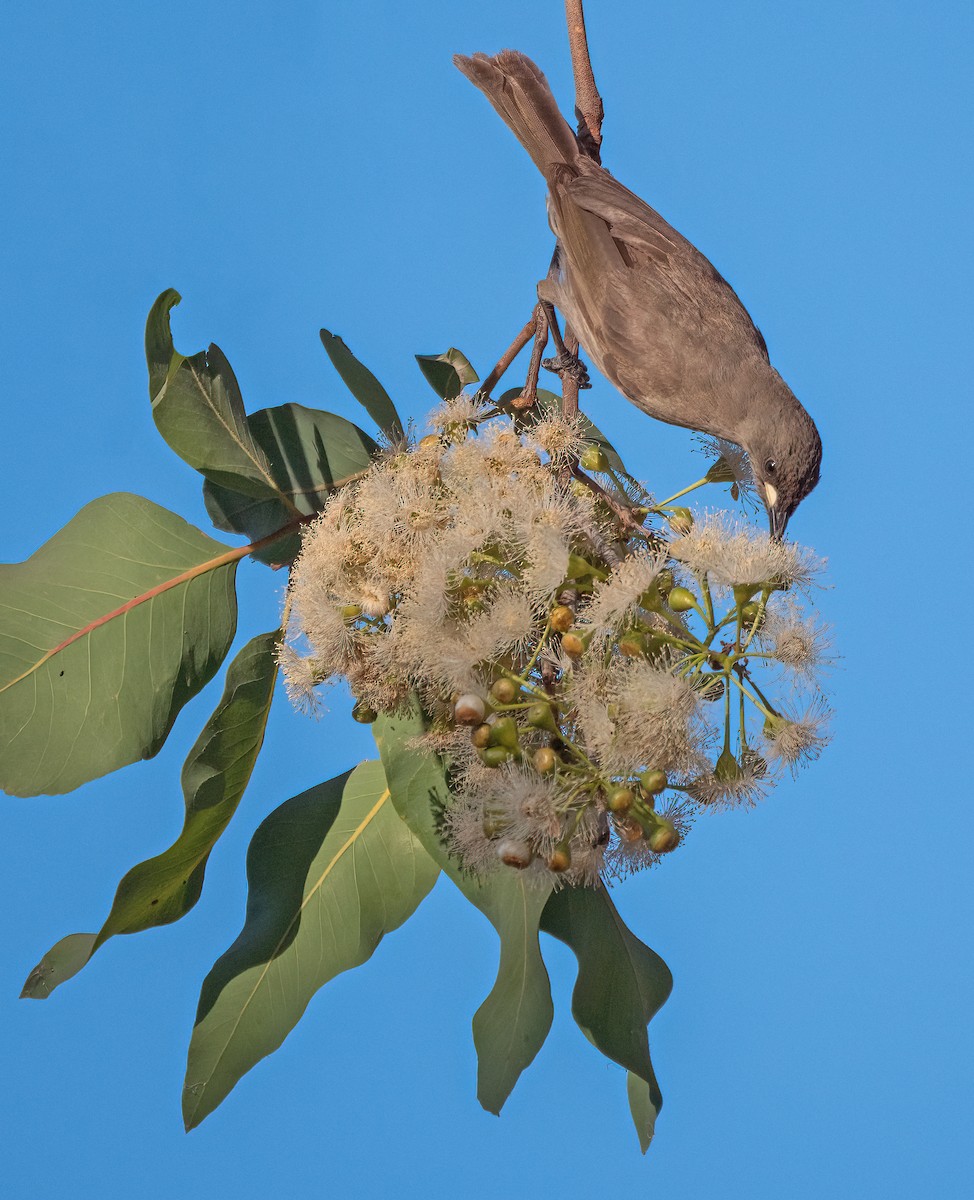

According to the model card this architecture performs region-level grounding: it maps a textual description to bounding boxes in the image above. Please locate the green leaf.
[20,934,97,999]
[627,1073,660,1155]
[416,348,479,400]
[19,632,282,998]
[540,883,672,1152]
[146,290,286,501]
[182,760,438,1130]
[203,403,379,565]
[319,329,404,439]
[501,386,629,476]
[374,704,554,1114]
[0,494,238,797]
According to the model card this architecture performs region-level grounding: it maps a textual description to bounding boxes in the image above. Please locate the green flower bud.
[478,746,511,768]
[734,584,759,607]
[608,787,635,813]
[668,586,697,613]
[488,715,520,752]
[647,820,681,853]
[526,702,559,734]
[351,701,377,724]
[340,604,363,621]
[640,769,667,795]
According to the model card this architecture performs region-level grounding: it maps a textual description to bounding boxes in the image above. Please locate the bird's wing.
[563,172,771,362]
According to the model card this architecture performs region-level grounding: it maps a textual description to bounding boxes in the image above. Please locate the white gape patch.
[764,482,779,509]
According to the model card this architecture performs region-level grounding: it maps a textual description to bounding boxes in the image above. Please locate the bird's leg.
[539,247,592,390]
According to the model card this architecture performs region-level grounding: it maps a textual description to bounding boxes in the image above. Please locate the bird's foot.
[542,351,592,389]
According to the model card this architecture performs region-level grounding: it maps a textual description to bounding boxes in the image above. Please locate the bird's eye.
[765,458,777,475]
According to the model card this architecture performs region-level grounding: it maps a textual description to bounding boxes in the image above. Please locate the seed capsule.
[549,604,575,633]
[548,844,572,872]
[561,632,585,658]
[470,723,492,749]
[618,633,645,658]
[532,747,557,774]
[454,693,486,725]
[351,701,377,724]
[490,678,518,705]
[496,838,533,869]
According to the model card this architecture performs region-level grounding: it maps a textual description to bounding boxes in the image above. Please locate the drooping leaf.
[416,348,479,400]
[20,632,282,998]
[501,386,629,476]
[374,705,554,1114]
[319,329,403,440]
[20,934,97,999]
[540,883,672,1152]
[203,403,379,565]
[182,760,439,1130]
[627,1073,661,1156]
[146,290,286,501]
[0,494,238,797]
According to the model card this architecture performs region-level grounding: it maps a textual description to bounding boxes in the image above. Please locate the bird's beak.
[763,482,788,541]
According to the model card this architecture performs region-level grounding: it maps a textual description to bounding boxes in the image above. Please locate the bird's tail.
[453,51,580,180]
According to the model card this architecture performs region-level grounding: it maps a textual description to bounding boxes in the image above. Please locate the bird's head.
[743,389,822,540]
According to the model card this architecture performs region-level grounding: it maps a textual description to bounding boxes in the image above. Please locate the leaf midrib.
[199,787,392,1087]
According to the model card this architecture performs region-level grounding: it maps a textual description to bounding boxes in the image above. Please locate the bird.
[454,50,822,538]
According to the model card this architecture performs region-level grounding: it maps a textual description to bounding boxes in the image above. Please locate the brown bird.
[455,50,822,537]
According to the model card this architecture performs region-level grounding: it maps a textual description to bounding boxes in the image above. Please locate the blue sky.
[1,1,971,1196]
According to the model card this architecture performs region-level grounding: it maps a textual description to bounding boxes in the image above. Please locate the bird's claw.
[542,352,592,389]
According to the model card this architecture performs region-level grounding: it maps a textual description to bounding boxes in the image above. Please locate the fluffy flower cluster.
[282,400,832,887]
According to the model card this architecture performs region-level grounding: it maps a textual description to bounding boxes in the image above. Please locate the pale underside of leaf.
[374,706,554,1115]
[182,760,439,1129]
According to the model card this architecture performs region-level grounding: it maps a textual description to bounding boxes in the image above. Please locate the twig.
[511,304,550,411]
[571,464,651,539]
[561,327,581,418]
[564,0,603,163]
[478,313,537,400]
